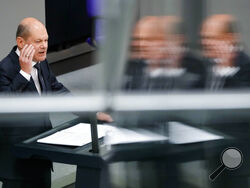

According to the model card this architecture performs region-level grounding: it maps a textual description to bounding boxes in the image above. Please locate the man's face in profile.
[201,16,237,65]
[25,25,48,62]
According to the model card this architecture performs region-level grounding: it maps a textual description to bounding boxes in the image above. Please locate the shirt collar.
[15,47,38,67]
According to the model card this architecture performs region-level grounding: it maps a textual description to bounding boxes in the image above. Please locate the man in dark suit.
[122,16,206,188]
[0,18,69,95]
[0,17,112,188]
[201,14,250,90]
[201,14,250,188]
[201,14,250,137]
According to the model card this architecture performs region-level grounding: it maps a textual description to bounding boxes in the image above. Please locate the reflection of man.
[201,14,250,90]
[123,16,206,188]
[125,16,205,91]
[0,17,112,188]
[201,14,250,188]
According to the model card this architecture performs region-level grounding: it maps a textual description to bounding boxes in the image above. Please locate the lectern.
[13,117,235,188]
[14,117,109,188]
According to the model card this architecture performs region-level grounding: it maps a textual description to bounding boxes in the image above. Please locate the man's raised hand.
[19,44,35,74]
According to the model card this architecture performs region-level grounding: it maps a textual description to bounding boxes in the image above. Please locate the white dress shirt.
[16,48,42,94]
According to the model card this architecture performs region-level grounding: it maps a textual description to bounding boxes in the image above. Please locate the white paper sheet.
[37,122,222,146]
[104,127,168,145]
[169,122,223,144]
[37,123,110,146]
[37,123,168,146]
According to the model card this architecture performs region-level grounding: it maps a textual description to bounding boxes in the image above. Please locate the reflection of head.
[131,16,165,60]
[131,16,185,68]
[201,14,240,66]
[16,17,49,62]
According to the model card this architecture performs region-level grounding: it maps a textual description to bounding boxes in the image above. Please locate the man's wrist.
[20,70,31,81]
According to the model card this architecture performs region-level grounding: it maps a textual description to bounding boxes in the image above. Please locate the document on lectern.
[104,127,168,145]
[37,122,223,146]
[37,123,168,146]
[37,123,109,146]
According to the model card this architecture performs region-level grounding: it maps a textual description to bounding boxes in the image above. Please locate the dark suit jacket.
[205,51,250,177]
[0,46,70,180]
[124,52,206,91]
[224,51,250,88]
[205,51,250,138]
[205,51,250,90]
[0,46,69,95]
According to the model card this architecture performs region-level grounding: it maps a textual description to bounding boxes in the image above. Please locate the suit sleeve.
[0,65,29,93]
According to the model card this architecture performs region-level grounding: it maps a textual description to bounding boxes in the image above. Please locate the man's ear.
[16,37,26,49]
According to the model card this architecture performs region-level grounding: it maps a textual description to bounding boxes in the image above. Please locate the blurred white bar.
[0,95,106,113]
[0,92,250,113]
[111,91,250,111]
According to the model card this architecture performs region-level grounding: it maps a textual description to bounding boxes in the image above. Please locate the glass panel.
[1,0,250,188]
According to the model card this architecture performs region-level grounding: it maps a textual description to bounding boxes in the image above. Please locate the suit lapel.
[9,46,21,73]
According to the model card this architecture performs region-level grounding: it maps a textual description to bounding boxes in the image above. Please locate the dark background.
[45,0,92,52]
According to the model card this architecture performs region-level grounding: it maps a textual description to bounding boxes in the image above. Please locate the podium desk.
[14,119,109,188]
[14,120,238,188]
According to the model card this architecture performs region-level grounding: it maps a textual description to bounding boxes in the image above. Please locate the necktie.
[34,63,46,93]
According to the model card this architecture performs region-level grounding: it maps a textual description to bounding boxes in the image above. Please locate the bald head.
[16,17,45,40]
[133,16,165,41]
[130,16,185,67]
[131,16,165,60]
[201,14,238,37]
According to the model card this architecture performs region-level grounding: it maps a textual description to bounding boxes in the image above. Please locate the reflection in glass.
[201,14,250,91]
[124,16,206,92]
